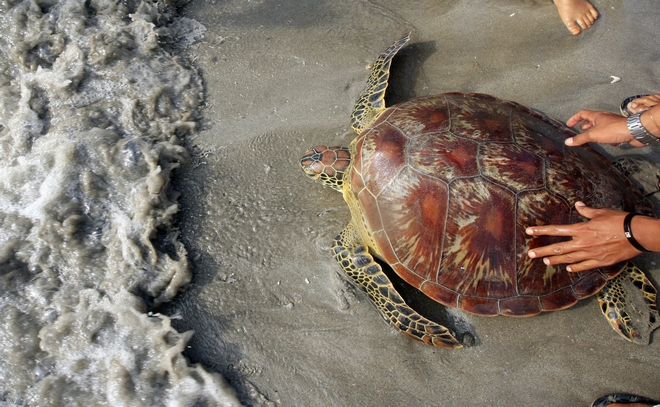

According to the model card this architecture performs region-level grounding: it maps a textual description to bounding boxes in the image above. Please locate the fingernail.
[528,251,536,258]
[576,201,585,207]
[525,228,534,235]
[565,138,574,145]
[630,102,638,109]
[566,266,572,272]
[543,258,550,265]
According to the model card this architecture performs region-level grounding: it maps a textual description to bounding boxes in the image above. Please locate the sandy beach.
[157,0,660,405]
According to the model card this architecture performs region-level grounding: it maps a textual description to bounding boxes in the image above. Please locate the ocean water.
[0,0,239,404]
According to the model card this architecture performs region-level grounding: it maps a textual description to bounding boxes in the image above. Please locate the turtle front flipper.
[597,263,660,344]
[350,32,411,134]
[332,222,462,348]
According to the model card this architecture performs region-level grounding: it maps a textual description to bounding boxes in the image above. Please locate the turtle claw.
[383,296,462,348]
[401,325,463,349]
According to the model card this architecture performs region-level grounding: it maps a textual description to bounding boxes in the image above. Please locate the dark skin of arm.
[526,103,660,272]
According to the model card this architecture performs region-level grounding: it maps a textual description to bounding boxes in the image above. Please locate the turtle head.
[300,146,351,191]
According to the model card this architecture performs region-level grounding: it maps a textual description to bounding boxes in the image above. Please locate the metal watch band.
[627,112,660,145]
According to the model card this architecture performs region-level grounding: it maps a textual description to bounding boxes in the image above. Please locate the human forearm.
[639,104,660,138]
[628,214,660,252]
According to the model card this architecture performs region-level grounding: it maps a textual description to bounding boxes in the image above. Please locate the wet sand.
[159,1,660,405]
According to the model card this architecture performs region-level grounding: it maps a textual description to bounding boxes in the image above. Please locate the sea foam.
[0,0,239,404]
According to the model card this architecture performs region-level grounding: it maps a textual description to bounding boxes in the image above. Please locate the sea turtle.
[300,33,660,348]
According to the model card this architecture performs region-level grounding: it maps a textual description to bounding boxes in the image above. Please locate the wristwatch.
[627,112,660,145]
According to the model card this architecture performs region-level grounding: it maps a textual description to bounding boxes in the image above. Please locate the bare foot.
[626,94,660,115]
[553,0,599,35]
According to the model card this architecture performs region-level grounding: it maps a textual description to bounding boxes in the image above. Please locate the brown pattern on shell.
[375,167,449,280]
[446,93,513,142]
[355,127,407,197]
[385,98,451,136]
[478,142,545,193]
[408,132,479,182]
[438,178,517,299]
[349,93,655,316]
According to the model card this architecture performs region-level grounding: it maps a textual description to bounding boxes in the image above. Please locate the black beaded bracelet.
[623,213,651,253]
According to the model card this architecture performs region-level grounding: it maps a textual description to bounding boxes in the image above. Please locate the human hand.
[525,202,641,272]
[625,94,660,115]
[564,110,646,148]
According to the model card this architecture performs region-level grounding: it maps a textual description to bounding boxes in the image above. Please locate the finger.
[525,224,576,237]
[537,248,593,265]
[543,252,589,271]
[628,139,649,148]
[573,201,597,219]
[627,102,649,115]
[564,131,592,146]
[628,95,660,115]
[647,94,660,104]
[579,121,595,131]
[566,110,595,127]
[527,242,575,260]
[565,258,602,273]
[568,125,637,147]
[531,250,601,272]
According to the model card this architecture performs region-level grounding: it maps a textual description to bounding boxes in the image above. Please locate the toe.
[565,21,581,35]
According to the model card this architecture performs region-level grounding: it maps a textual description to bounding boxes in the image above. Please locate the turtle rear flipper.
[350,32,411,134]
[597,263,660,344]
[333,222,462,348]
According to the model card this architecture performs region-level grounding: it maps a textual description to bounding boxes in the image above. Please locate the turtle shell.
[349,92,655,317]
